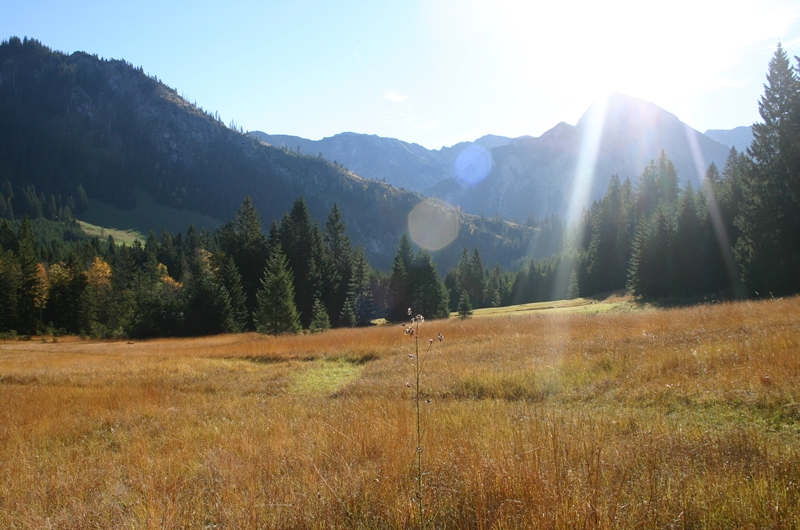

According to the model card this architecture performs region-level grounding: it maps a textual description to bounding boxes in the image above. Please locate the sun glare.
[429,0,797,128]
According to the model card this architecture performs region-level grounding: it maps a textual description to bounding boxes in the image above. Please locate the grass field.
[77,187,223,242]
[1,297,800,528]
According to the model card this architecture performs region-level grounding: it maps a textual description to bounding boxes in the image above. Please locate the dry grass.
[2,297,800,528]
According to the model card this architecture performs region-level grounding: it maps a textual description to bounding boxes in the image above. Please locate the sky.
[3,0,799,150]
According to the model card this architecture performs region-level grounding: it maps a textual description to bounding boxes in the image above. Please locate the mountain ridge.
[253,93,745,222]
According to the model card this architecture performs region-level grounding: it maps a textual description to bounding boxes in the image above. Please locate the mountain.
[247,131,519,193]
[427,93,735,221]
[704,126,753,153]
[248,131,452,192]
[0,37,540,270]
[255,95,742,223]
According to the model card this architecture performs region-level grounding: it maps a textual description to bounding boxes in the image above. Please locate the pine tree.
[470,248,487,306]
[347,247,375,326]
[280,197,324,329]
[388,234,415,322]
[672,183,704,296]
[736,43,800,295]
[323,203,352,326]
[184,251,236,336]
[566,270,580,300]
[628,206,674,299]
[15,216,39,334]
[255,246,301,336]
[0,248,21,332]
[410,249,450,320]
[215,255,248,333]
[309,298,331,333]
[339,299,356,328]
[219,197,270,330]
[457,290,473,319]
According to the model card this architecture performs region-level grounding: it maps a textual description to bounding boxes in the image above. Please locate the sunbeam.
[683,124,745,297]
[550,93,610,301]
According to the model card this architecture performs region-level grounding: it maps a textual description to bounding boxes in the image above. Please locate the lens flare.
[408,198,459,251]
[454,144,492,186]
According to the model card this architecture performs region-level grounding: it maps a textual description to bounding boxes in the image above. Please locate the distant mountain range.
[253,94,748,222]
[247,131,523,193]
[703,126,754,154]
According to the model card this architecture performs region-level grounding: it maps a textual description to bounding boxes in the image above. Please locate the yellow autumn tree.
[81,257,113,335]
[32,263,49,316]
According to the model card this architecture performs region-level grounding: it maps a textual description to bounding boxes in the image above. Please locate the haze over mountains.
[253,93,745,222]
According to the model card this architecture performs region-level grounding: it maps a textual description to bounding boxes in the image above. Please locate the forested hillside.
[0,37,544,271]
[507,44,800,304]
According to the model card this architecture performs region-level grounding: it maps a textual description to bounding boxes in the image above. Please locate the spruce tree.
[215,256,248,333]
[457,289,473,318]
[280,197,324,329]
[736,43,800,295]
[15,215,39,334]
[184,251,236,336]
[347,247,375,326]
[411,249,450,320]
[255,246,301,336]
[309,298,331,333]
[323,203,352,326]
[219,197,269,330]
[0,248,21,332]
[388,233,415,322]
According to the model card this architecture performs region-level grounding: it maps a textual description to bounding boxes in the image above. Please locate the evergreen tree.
[254,246,301,336]
[347,247,375,326]
[219,197,270,330]
[388,233,415,322]
[339,298,356,328]
[280,197,324,329]
[0,219,14,250]
[672,183,704,296]
[636,151,680,218]
[15,216,39,334]
[184,251,235,336]
[214,255,248,333]
[309,298,331,333]
[736,43,800,295]
[470,248,487,306]
[410,249,450,320]
[566,270,580,300]
[628,206,675,299]
[583,175,634,295]
[0,248,21,332]
[322,203,353,327]
[457,290,473,319]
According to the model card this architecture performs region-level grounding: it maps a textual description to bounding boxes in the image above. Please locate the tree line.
[505,43,800,303]
[0,195,455,338]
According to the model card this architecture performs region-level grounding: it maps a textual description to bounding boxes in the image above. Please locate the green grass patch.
[453,297,633,319]
[76,220,145,246]
[77,186,223,239]
[289,359,365,396]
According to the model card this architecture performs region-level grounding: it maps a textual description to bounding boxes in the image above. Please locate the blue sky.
[3,0,799,149]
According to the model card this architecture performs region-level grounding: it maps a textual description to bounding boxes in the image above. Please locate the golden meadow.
[1,297,799,528]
